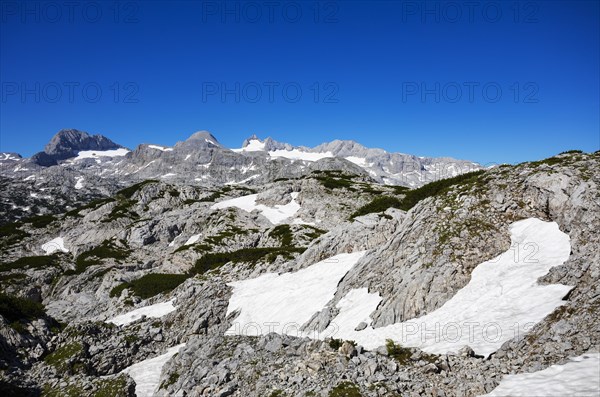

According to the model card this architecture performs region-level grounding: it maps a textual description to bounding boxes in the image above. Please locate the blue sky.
[1,0,598,165]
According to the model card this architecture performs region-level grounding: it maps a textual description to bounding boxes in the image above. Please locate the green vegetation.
[41,375,130,397]
[21,214,57,228]
[0,293,45,330]
[269,390,286,397]
[0,221,31,249]
[301,225,326,241]
[329,381,362,397]
[1,255,58,272]
[204,225,248,245]
[312,170,357,190]
[270,224,293,246]
[350,196,403,219]
[71,240,130,274]
[199,185,257,202]
[110,273,188,299]
[116,180,158,199]
[193,247,305,274]
[559,149,583,155]
[103,199,140,222]
[399,170,486,210]
[385,339,436,365]
[44,342,84,373]
[65,197,116,218]
[160,372,180,389]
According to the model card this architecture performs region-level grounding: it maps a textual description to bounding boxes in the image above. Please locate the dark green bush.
[71,240,130,274]
[64,197,116,218]
[0,293,45,323]
[110,273,188,299]
[22,214,56,228]
[193,247,305,274]
[399,170,486,210]
[0,222,31,249]
[559,150,583,155]
[1,255,58,272]
[116,180,158,199]
[350,196,403,219]
[270,224,293,246]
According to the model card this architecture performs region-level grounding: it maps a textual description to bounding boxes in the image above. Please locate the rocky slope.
[0,129,481,225]
[1,146,598,397]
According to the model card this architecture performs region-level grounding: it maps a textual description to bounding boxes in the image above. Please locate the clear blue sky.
[1,0,598,165]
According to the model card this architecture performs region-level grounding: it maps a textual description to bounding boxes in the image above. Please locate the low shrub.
[110,273,188,299]
[71,240,130,274]
[116,180,158,199]
[269,224,293,246]
[1,255,58,272]
[0,293,45,324]
[350,196,403,219]
[193,247,305,274]
[329,381,362,397]
[399,170,486,210]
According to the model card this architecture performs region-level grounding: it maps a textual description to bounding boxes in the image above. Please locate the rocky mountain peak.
[31,129,124,166]
[185,131,221,145]
[44,129,123,156]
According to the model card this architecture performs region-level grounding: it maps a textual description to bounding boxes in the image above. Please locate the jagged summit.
[31,129,124,166]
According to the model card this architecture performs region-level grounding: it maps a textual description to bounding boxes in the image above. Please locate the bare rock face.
[1,137,598,397]
[31,129,124,166]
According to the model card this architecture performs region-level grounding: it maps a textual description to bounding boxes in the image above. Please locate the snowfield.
[483,352,600,396]
[72,148,130,161]
[121,343,186,397]
[322,218,572,356]
[224,218,572,357]
[225,251,367,336]
[107,299,177,326]
[41,237,69,254]
[232,138,266,152]
[211,192,301,224]
[148,144,173,152]
[268,149,334,162]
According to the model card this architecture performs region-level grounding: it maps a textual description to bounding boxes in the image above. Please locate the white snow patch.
[225,251,367,336]
[184,234,201,246]
[107,299,177,326]
[24,175,36,181]
[41,237,69,254]
[121,343,185,397]
[232,139,265,152]
[74,176,84,190]
[148,144,173,152]
[184,154,192,161]
[482,352,600,396]
[344,156,369,167]
[319,218,572,356]
[211,192,300,224]
[72,148,130,161]
[161,173,176,178]
[269,149,333,162]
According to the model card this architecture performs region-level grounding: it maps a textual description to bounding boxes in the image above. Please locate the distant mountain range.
[1,129,481,188]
